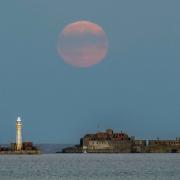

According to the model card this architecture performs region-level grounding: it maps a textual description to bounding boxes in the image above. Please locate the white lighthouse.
[16,117,22,151]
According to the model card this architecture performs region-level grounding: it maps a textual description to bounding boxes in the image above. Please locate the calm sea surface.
[0,154,179,180]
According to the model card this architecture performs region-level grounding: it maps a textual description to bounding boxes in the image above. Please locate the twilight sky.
[0,0,180,143]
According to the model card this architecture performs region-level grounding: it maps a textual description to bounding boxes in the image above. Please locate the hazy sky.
[0,0,180,143]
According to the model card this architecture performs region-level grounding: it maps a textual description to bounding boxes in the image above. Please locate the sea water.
[0,154,179,180]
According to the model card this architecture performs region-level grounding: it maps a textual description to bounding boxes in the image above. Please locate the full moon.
[57,21,108,68]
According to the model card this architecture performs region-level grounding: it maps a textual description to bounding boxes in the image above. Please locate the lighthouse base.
[0,150,41,155]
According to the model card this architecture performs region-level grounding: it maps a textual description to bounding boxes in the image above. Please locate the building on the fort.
[82,129,133,153]
[147,139,180,153]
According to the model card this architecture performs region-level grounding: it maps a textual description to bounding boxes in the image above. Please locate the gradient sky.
[0,0,180,143]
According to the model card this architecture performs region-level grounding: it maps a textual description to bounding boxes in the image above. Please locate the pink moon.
[57,21,108,68]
